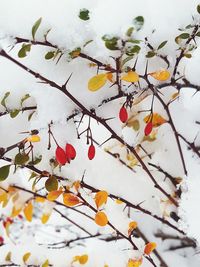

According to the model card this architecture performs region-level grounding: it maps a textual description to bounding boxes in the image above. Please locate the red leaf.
[88,145,95,160]
[55,146,67,165]
[119,107,128,123]
[65,143,76,160]
[144,122,153,136]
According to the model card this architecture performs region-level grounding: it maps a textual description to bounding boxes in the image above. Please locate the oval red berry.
[65,143,76,160]
[55,146,67,165]
[144,122,153,136]
[119,107,128,123]
[88,145,95,160]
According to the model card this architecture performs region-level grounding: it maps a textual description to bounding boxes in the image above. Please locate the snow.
[0,0,200,266]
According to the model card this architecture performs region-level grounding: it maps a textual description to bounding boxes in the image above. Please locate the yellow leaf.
[115,199,124,204]
[47,190,62,201]
[5,251,12,262]
[149,70,170,81]
[121,71,139,83]
[73,255,80,263]
[27,135,40,142]
[143,113,167,127]
[88,74,107,92]
[11,206,22,217]
[171,92,179,100]
[79,254,88,264]
[23,202,33,222]
[41,213,51,224]
[35,196,46,203]
[144,242,157,255]
[128,221,138,236]
[5,221,11,237]
[42,259,49,267]
[95,191,108,209]
[95,211,108,226]
[63,193,81,207]
[127,259,142,267]
[0,191,7,202]
[23,252,31,263]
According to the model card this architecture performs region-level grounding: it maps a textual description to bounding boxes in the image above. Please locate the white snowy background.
[0,0,200,266]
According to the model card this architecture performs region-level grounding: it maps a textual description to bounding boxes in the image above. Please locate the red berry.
[65,143,76,160]
[0,236,4,245]
[88,145,95,160]
[144,122,153,136]
[55,146,67,165]
[119,107,128,123]
[6,217,13,224]
[18,214,23,219]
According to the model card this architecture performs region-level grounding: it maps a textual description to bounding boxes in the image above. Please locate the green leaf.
[21,94,30,106]
[122,56,134,66]
[125,45,141,56]
[146,51,156,58]
[18,44,31,58]
[28,172,38,181]
[184,53,192,58]
[133,16,144,31]
[157,40,168,50]
[196,31,200,37]
[179,33,190,39]
[102,36,119,50]
[132,120,140,131]
[28,111,36,121]
[45,51,55,60]
[32,17,42,40]
[14,153,29,165]
[28,155,42,166]
[126,27,134,37]
[197,5,200,14]
[45,176,58,192]
[0,165,11,181]
[1,92,10,108]
[10,109,20,118]
[79,9,90,20]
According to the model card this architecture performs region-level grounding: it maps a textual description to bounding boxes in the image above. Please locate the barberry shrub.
[0,2,200,267]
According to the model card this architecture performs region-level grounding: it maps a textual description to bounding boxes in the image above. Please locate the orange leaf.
[128,221,138,235]
[23,202,33,222]
[95,211,108,226]
[41,213,51,224]
[143,113,167,127]
[106,72,114,83]
[79,254,88,264]
[144,242,157,255]
[73,181,81,192]
[121,71,139,83]
[47,190,62,201]
[95,190,108,209]
[63,193,81,207]
[35,196,46,203]
[149,70,170,81]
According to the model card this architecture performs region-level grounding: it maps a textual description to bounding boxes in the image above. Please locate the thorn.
[63,73,73,88]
